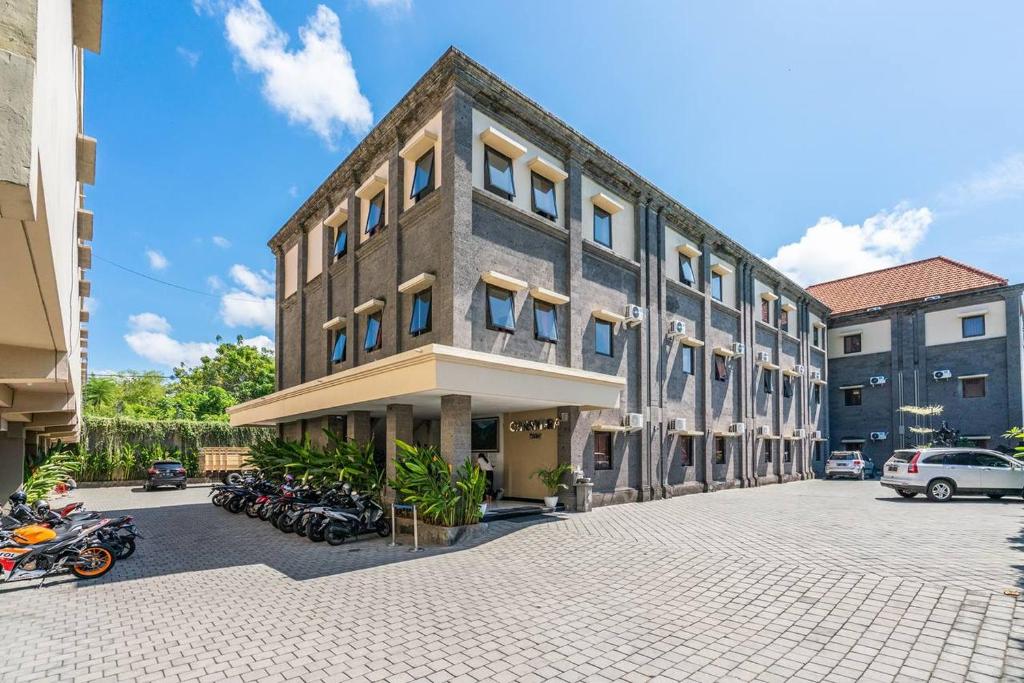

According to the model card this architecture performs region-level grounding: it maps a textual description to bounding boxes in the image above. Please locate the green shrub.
[22,443,80,503]
[390,440,484,527]
[531,462,573,496]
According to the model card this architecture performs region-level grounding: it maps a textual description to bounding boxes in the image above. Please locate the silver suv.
[881,448,1024,502]
[825,451,873,480]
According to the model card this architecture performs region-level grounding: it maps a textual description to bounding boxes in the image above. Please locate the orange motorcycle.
[0,519,118,586]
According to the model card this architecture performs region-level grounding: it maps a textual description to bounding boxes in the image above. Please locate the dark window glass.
[365,191,385,235]
[976,453,1009,468]
[680,257,695,286]
[483,146,515,200]
[948,452,981,467]
[531,173,557,221]
[363,311,382,351]
[681,346,694,375]
[814,443,823,462]
[844,387,862,406]
[711,272,723,301]
[594,207,612,248]
[846,442,863,452]
[761,299,770,323]
[714,437,726,465]
[410,148,435,202]
[921,453,947,464]
[844,334,862,354]
[780,309,789,333]
[763,371,774,394]
[334,227,348,258]
[783,441,792,463]
[783,375,793,398]
[486,285,515,332]
[813,384,821,404]
[594,432,612,470]
[962,315,986,338]
[766,442,774,463]
[813,327,820,347]
[410,289,432,336]
[534,300,558,343]
[331,329,347,364]
[680,437,692,466]
[595,319,613,357]
[714,355,728,382]
[471,417,499,451]
[968,439,990,449]
[962,377,986,398]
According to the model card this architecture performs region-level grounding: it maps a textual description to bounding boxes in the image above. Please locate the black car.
[145,460,187,491]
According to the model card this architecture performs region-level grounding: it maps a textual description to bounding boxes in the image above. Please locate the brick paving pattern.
[1,480,1022,682]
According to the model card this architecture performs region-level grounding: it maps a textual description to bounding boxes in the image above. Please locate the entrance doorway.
[502,409,558,500]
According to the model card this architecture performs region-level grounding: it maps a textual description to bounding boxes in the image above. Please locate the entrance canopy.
[228,344,625,426]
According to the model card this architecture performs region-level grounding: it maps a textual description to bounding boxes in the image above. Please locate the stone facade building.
[229,49,830,507]
[808,257,1024,475]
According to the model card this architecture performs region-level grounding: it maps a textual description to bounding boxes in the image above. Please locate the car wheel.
[896,489,918,498]
[987,494,1004,500]
[926,479,954,502]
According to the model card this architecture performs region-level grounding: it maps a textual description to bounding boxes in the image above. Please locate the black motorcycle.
[323,492,390,546]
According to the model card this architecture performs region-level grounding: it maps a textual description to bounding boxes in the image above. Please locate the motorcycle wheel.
[294,513,309,537]
[211,491,227,507]
[258,504,272,521]
[325,523,348,546]
[226,496,245,514]
[225,472,243,486]
[71,545,116,579]
[307,517,325,543]
[375,519,392,538]
[244,501,261,518]
[116,538,136,560]
[278,515,295,533]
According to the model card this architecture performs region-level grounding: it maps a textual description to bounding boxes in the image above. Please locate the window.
[843,334,861,354]
[483,146,515,200]
[962,314,986,338]
[947,452,979,467]
[766,441,774,463]
[844,387,862,406]
[334,227,348,258]
[680,256,695,286]
[409,289,432,336]
[714,355,728,382]
[534,300,558,343]
[962,376,986,398]
[410,148,435,202]
[711,272,723,301]
[814,442,823,462]
[365,190,385,236]
[783,441,792,463]
[763,371,774,394]
[471,417,499,452]
[813,327,820,347]
[680,436,693,466]
[593,206,612,248]
[967,438,990,450]
[363,311,382,352]
[594,432,612,470]
[595,319,613,357]
[331,329,347,364]
[780,309,789,333]
[813,384,821,405]
[976,453,1009,468]
[761,299,770,324]
[846,442,863,453]
[486,285,516,332]
[783,375,793,398]
[680,346,694,375]
[714,437,726,465]
[531,173,557,221]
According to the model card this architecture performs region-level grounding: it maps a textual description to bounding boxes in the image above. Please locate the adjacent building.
[0,0,102,492]
[808,257,1024,474]
[228,48,830,508]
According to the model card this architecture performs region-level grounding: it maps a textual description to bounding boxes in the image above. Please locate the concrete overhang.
[72,0,103,53]
[76,135,97,185]
[0,346,72,384]
[25,411,77,430]
[78,243,92,269]
[77,209,94,241]
[228,344,625,427]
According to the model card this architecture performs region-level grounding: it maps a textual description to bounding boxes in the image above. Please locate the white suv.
[881,448,1024,502]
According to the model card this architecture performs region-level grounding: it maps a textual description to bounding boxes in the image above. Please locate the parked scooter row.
[0,491,141,586]
[210,475,391,545]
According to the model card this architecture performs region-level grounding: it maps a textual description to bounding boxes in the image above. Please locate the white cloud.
[288,184,299,198]
[207,275,225,291]
[212,235,232,248]
[177,46,202,67]
[146,249,169,271]
[223,0,372,147]
[124,313,217,368]
[363,0,412,11]
[942,152,1024,207]
[219,263,275,330]
[242,334,274,353]
[768,204,933,286]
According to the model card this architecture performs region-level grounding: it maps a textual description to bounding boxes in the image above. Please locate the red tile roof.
[807,257,1007,315]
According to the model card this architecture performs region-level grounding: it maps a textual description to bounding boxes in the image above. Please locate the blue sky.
[85,0,1024,373]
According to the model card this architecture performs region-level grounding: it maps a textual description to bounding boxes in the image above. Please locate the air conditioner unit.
[623,413,644,430]
[730,342,745,356]
[667,320,686,338]
[812,430,822,439]
[624,304,644,326]
[932,369,952,381]
[809,370,822,382]
[866,306,882,313]
[730,422,745,434]
[755,351,772,364]
[794,364,806,374]
[792,429,806,439]
[667,418,687,433]
[757,425,772,437]
[869,375,887,386]
[870,431,888,441]
[923,295,941,302]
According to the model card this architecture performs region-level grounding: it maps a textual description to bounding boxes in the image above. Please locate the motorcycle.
[0,519,119,585]
[32,501,141,561]
[323,492,390,546]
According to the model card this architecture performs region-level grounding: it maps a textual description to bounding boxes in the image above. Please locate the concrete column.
[347,410,372,444]
[322,203,333,377]
[699,236,714,492]
[445,87,475,349]
[386,137,403,357]
[1004,292,1024,435]
[440,394,471,469]
[637,200,653,501]
[566,155,584,369]
[556,406,582,508]
[297,229,308,382]
[274,247,284,390]
[343,186,358,371]
[0,423,26,496]
[385,404,413,501]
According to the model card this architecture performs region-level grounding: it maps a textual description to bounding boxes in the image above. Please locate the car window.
[891,451,917,462]
[921,454,947,464]
[947,452,980,467]
[154,461,183,468]
[976,453,1010,468]
[829,453,854,461]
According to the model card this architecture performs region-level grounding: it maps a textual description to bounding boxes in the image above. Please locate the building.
[809,257,1024,474]
[228,48,830,508]
[0,0,102,493]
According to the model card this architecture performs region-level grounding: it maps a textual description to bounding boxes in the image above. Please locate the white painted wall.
[306,223,323,282]
[284,244,298,297]
[401,110,442,211]
[827,319,891,358]
[471,109,565,224]
[925,300,1007,346]
[665,226,700,285]
[581,175,634,260]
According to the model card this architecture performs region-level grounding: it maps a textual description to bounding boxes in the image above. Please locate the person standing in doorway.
[477,453,495,504]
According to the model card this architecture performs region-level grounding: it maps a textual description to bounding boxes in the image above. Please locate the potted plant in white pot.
[532,463,573,509]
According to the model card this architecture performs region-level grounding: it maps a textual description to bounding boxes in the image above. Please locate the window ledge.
[480,126,527,159]
[592,192,625,215]
[399,129,438,161]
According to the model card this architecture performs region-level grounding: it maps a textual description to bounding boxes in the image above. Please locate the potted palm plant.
[531,462,573,509]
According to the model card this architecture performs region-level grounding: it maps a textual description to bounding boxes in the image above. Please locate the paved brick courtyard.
[2,480,1024,682]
